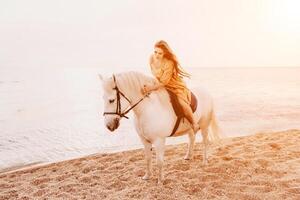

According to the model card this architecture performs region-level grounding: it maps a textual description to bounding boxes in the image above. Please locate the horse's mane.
[113,71,169,105]
[115,71,155,91]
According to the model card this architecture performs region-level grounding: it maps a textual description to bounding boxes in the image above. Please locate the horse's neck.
[116,72,169,118]
[116,73,151,114]
[131,91,166,118]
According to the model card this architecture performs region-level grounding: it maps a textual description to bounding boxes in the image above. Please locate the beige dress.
[150,57,191,104]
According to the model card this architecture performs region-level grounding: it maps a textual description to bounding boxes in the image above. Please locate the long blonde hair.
[155,40,191,78]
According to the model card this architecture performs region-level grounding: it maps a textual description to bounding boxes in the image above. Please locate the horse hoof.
[184,156,190,160]
[142,174,150,180]
[184,154,193,160]
[157,180,164,185]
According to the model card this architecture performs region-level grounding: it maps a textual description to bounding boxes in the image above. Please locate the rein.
[103,74,149,119]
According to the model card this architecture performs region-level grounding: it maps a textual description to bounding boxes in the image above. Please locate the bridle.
[103,74,149,119]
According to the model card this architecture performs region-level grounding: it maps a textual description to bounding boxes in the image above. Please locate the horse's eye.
[109,99,115,104]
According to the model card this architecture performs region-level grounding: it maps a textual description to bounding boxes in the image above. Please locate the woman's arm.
[158,60,174,85]
[142,60,174,94]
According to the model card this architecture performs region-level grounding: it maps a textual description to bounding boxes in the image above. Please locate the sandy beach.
[1,129,299,200]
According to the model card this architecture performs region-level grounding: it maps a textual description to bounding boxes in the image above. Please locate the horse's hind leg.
[201,128,209,165]
[184,130,195,160]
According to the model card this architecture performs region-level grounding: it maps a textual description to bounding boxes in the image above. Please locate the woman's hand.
[141,85,152,95]
[141,83,162,95]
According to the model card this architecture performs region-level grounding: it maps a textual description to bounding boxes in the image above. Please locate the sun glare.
[263,0,300,33]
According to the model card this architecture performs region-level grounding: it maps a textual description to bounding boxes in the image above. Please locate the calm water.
[0,67,300,170]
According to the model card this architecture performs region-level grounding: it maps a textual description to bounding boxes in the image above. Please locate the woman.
[142,40,199,133]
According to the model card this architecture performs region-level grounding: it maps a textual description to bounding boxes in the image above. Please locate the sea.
[0,67,299,171]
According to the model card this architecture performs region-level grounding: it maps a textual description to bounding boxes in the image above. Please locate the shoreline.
[0,127,291,175]
[1,129,299,199]
[0,128,298,174]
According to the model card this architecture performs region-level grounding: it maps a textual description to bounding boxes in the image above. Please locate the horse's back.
[191,86,214,120]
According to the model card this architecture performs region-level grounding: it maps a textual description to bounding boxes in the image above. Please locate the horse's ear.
[98,74,103,81]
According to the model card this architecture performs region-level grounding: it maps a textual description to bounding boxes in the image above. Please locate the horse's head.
[99,74,131,132]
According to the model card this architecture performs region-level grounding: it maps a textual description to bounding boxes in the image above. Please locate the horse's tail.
[209,109,221,142]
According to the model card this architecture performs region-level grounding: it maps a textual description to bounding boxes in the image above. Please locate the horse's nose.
[114,118,120,128]
[106,118,119,132]
[106,124,114,132]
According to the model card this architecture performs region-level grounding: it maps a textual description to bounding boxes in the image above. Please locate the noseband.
[103,74,149,119]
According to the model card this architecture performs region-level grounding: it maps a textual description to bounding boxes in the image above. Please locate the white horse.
[99,71,220,184]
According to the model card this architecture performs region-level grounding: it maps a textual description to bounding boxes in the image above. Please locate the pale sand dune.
[0,129,299,200]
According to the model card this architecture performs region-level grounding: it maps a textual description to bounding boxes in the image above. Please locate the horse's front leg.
[184,130,196,160]
[154,138,166,185]
[135,120,153,180]
[141,139,152,180]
